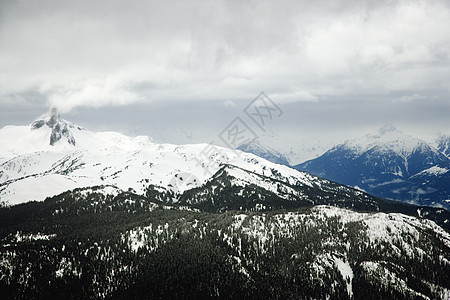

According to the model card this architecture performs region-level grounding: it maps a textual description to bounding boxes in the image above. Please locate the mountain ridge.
[1,113,450,299]
[295,126,450,209]
[0,112,363,208]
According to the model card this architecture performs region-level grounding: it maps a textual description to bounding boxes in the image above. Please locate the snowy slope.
[237,140,290,166]
[0,111,333,206]
[2,113,450,299]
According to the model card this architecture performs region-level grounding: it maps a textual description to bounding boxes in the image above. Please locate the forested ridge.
[1,185,449,299]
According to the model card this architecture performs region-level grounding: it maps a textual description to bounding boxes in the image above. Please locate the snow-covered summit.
[0,111,328,206]
[0,109,154,158]
[301,125,449,178]
[341,125,437,158]
[295,125,450,209]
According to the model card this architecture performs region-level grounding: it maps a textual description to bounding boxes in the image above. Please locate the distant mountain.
[295,125,450,209]
[237,131,333,166]
[1,113,448,218]
[237,140,290,166]
[0,111,371,210]
[437,134,450,158]
[2,113,450,298]
[372,165,450,209]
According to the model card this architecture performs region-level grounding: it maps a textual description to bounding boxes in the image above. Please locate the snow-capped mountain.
[2,112,450,299]
[1,112,447,220]
[295,125,450,209]
[437,134,450,158]
[0,111,371,209]
[237,140,290,166]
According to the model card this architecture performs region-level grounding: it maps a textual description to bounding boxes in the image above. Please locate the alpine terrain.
[1,112,449,299]
[295,125,450,210]
[437,134,450,159]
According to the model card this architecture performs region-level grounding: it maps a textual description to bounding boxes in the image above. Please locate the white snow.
[313,205,450,249]
[361,261,431,299]
[417,166,448,176]
[14,232,56,242]
[0,118,330,206]
[126,225,152,252]
[334,257,353,298]
[342,125,437,158]
[233,214,247,228]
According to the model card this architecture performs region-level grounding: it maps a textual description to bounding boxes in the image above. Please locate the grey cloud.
[0,0,449,140]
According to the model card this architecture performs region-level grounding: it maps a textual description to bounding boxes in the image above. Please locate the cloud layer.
[0,0,449,114]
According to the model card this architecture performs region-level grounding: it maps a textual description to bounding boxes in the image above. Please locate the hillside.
[1,189,449,299]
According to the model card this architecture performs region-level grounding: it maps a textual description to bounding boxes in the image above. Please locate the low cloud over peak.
[0,0,448,139]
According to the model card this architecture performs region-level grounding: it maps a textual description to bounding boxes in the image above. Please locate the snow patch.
[418,166,448,176]
[334,257,353,298]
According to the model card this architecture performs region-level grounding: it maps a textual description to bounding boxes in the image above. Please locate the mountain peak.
[31,107,61,129]
[30,108,76,146]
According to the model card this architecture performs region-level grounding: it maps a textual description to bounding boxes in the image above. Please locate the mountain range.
[1,111,449,299]
[239,125,450,210]
[294,125,450,209]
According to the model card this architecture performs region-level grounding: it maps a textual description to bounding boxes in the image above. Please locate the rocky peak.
[30,108,76,146]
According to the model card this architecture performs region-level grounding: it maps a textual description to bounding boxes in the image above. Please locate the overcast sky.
[0,0,449,145]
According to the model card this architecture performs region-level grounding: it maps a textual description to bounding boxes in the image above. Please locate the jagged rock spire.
[30,108,76,146]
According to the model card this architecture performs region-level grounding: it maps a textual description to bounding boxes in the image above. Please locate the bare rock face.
[49,120,76,146]
[30,120,45,129]
[31,107,76,146]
